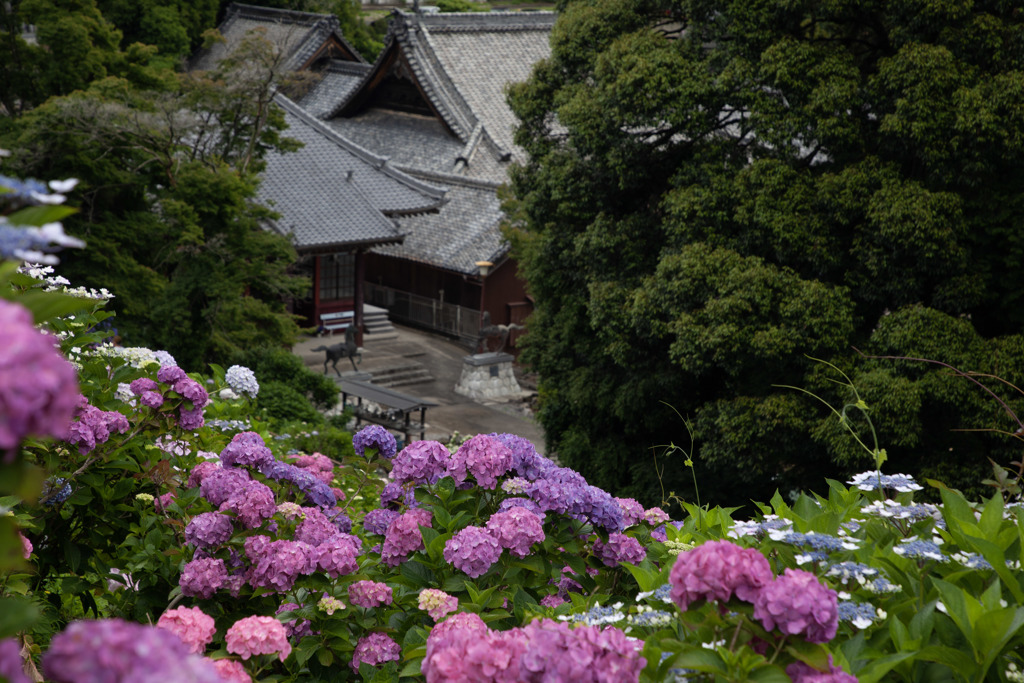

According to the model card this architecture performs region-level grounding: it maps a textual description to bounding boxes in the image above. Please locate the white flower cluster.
[860,499,942,523]
[848,471,923,492]
[18,262,112,299]
[225,364,260,398]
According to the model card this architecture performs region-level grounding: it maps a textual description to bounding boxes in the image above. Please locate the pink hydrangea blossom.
[350,632,401,672]
[220,480,276,529]
[592,533,646,567]
[66,403,130,455]
[225,616,291,662]
[669,540,773,611]
[316,536,360,578]
[0,299,79,459]
[18,532,32,559]
[447,434,513,489]
[423,621,526,683]
[643,507,670,524]
[188,461,221,489]
[787,655,857,682]
[349,580,393,608]
[0,637,29,683]
[180,557,228,599]
[539,594,566,608]
[293,506,340,546]
[753,568,838,644]
[418,589,458,621]
[615,498,645,528]
[443,526,502,578]
[486,507,545,559]
[517,619,646,682]
[381,508,432,567]
[247,540,317,592]
[156,606,216,654]
[210,659,252,683]
[390,440,451,485]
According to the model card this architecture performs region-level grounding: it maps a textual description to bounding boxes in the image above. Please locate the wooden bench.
[319,310,354,336]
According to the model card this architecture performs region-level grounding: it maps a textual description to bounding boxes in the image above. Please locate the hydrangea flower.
[669,540,773,611]
[276,602,315,641]
[423,620,526,682]
[184,512,234,549]
[443,525,502,578]
[216,479,276,530]
[180,557,229,599]
[487,432,553,480]
[752,568,838,643]
[448,434,514,489]
[825,562,879,585]
[349,580,393,608]
[225,365,259,398]
[248,539,317,591]
[643,507,670,525]
[381,508,432,567]
[41,477,72,505]
[293,506,341,546]
[418,589,458,621]
[318,595,345,615]
[0,299,80,458]
[593,533,647,567]
[42,619,222,683]
[156,606,216,654]
[615,498,645,527]
[390,440,451,485]
[861,499,942,523]
[848,471,923,492]
[211,659,252,683]
[225,616,292,662]
[0,637,29,683]
[66,403,130,455]
[518,619,646,682]
[259,460,336,508]
[187,461,221,489]
[316,536,361,578]
[220,432,273,470]
[893,537,947,562]
[837,601,884,629]
[486,506,545,558]
[362,508,400,535]
[350,633,401,672]
[200,467,250,507]
[353,425,398,460]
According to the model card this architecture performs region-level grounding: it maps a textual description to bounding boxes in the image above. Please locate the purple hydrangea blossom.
[292,452,335,485]
[0,300,80,457]
[129,377,159,396]
[0,637,29,683]
[390,440,451,485]
[157,365,187,384]
[220,432,273,470]
[786,655,858,682]
[243,535,270,563]
[180,557,229,599]
[447,434,513,489]
[324,507,353,533]
[380,481,415,510]
[350,633,401,672]
[220,480,276,529]
[486,507,545,558]
[177,405,205,431]
[517,619,646,682]
[362,508,400,536]
[184,512,234,549]
[353,425,398,460]
[42,619,222,683]
[498,497,545,518]
[615,498,645,528]
[593,533,647,567]
[259,460,336,508]
[248,540,317,592]
[172,377,208,409]
[199,467,250,507]
[66,404,129,455]
[669,540,773,611]
[487,432,554,480]
[443,525,502,578]
[381,508,432,567]
[316,536,361,578]
[294,507,341,546]
[348,580,393,608]
[423,622,526,683]
[752,568,838,643]
[276,602,316,641]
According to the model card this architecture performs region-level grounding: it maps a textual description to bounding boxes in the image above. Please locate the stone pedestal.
[454,352,522,401]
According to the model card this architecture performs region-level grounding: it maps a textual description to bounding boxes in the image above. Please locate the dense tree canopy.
[508,0,1024,508]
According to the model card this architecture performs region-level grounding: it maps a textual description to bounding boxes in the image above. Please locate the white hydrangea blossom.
[225,364,259,397]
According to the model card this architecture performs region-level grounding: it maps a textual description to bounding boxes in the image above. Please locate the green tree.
[508,0,1024,509]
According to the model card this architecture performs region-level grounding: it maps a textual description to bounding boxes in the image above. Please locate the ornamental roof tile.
[259,95,447,252]
[190,2,365,73]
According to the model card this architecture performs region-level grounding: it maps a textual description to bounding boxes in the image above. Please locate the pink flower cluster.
[220,480,276,529]
[131,365,209,431]
[615,498,645,527]
[66,400,130,455]
[486,506,545,558]
[787,656,858,682]
[381,508,432,567]
[423,616,646,683]
[315,535,361,578]
[350,632,401,672]
[390,440,451,485]
[592,533,646,567]
[156,606,216,654]
[447,435,513,489]
[294,506,341,546]
[292,452,335,485]
[349,580,393,608]
[225,615,291,662]
[212,659,252,683]
[669,540,839,645]
[247,539,317,591]
[0,299,79,458]
[443,525,502,578]
[418,589,458,621]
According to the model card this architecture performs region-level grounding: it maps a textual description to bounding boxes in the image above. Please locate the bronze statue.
[475,311,524,354]
[312,324,361,375]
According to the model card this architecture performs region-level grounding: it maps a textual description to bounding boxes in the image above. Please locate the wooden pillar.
[354,249,365,346]
[312,254,321,323]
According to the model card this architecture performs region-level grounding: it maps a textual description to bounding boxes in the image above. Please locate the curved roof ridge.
[415,10,557,32]
[408,16,478,141]
[396,165,503,191]
[229,2,341,28]
[275,94,448,203]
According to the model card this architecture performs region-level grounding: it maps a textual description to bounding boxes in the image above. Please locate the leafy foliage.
[508,0,1024,509]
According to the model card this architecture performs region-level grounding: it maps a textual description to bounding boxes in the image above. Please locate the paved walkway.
[293,325,546,454]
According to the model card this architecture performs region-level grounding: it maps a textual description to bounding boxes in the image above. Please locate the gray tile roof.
[298,60,372,119]
[259,95,447,251]
[190,2,365,73]
[374,173,508,275]
[325,107,466,175]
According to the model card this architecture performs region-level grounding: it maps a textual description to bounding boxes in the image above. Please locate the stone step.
[367,362,434,387]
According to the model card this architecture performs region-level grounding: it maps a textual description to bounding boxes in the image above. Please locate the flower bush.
[4,176,1024,682]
